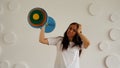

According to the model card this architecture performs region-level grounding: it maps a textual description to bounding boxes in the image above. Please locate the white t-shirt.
[48,36,82,68]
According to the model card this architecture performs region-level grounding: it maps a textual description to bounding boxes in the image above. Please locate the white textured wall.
[0,0,120,68]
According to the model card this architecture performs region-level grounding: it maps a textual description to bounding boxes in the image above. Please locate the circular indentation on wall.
[109,28,120,41]
[13,62,29,68]
[98,41,110,51]
[0,24,4,34]
[88,3,98,16]
[88,2,102,16]
[0,46,2,56]
[109,13,120,22]
[0,60,10,68]
[105,55,120,68]
[88,3,95,16]
[0,4,4,15]
[8,0,20,11]
[3,32,17,44]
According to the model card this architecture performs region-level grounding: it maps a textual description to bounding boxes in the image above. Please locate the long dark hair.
[62,22,83,56]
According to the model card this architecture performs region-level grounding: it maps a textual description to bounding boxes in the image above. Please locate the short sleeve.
[81,44,85,50]
[48,36,63,46]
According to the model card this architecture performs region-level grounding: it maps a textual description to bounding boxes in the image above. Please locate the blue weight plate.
[45,16,56,33]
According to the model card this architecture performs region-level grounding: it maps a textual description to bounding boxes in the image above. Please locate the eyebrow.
[69,27,77,32]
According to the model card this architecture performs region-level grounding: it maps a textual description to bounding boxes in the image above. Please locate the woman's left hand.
[77,24,82,34]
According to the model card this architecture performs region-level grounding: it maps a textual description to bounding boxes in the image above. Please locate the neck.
[69,38,72,41]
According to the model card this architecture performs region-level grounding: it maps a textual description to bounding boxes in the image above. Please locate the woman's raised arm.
[39,27,49,45]
[77,24,90,49]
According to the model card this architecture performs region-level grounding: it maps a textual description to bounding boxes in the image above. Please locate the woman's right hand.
[39,26,49,45]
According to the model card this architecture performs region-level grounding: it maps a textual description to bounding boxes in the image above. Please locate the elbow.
[39,39,41,43]
[39,39,43,43]
[39,38,43,43]
[39,38,48,45]
[39,37,45,43]
[87,41,90,46]
[84,41,90,49]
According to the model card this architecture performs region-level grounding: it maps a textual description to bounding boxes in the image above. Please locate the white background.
[0,0,120,68]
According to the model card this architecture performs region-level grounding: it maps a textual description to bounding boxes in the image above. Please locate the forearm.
[78,33,90,48]
[39,27,48,45]
[39,27,45,42]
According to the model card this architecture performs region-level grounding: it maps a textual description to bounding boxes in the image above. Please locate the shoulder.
[56,36,63,41]
[48,36,63,42]
[56,36,63,39]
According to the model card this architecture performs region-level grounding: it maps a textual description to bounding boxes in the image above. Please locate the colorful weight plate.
[45,16,56,33]
[28,7,47,28]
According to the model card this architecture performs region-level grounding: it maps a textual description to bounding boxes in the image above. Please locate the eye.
[73,29,76,32]
[68,27,76,32]
[69,27,72,30]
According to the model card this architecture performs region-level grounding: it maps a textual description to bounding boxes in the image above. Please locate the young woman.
[39,22,90,68]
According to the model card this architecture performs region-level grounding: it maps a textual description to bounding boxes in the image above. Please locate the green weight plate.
[28,7,47,28]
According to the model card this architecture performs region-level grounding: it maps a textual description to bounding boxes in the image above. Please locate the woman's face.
[67,24,78,41]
